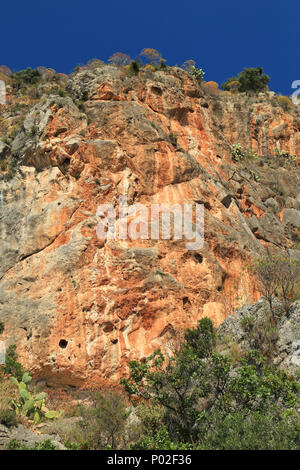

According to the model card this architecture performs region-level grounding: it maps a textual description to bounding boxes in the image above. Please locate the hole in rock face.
[151,86,162,96]
[221,194,232,208]
[59,339,68,349]
[194,253,203,263]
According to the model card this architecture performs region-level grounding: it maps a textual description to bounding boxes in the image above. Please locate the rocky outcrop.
[0,64,299,386]
[0,423,65,450]
[218,299,300,375]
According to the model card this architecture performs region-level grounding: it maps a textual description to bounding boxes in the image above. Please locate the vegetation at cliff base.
[121,317,300,450]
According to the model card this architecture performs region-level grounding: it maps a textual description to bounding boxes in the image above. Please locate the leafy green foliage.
[7,438,57,450]
[69,391,129,450]
[230,143,246,161]
[222,67,270,93]
[122,318,299,449]
[10,372,60,424]
[3,345,24,381]
[230,144,260,163]
[274,147,298,163]
[190,66,205,83]
[0,380,17,426]
[128,60,140,76]
[131,427,192,450]
[0,408,17,427]
[241,314,279,359]
[181,60,205,83]
[184,317,216,357]
[12,68,41,90]
[195,409,300,450]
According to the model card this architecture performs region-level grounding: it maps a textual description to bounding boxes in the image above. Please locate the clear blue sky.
[1,0,299,95]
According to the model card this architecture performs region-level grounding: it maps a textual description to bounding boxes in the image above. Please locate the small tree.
[190,66,205,83]
[3,345,24,380]
[275,256,300,313]
[224,80,241,93]
[108,52,131,67]
[128,60,140,76]
[222,67,270,93]
[121,319,230,443]
[121,319,299,447]
[182,60,205,84]
[181,60,196,73]
[12,68,41,90]
[140,48,163,66]
[75,391,129,449]
[249,255,300,319]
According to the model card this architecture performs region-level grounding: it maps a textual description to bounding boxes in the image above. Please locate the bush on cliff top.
[11,67,41,90]
[222,67,270,93]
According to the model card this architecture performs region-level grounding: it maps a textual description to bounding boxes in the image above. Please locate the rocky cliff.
[0,64,299,386]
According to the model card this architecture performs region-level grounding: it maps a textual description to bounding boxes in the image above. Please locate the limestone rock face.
[0,65,300,386]
[0,424,65,450]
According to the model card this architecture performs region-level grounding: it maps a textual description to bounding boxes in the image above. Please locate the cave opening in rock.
[194,253,203,263]
[59,339,68,349]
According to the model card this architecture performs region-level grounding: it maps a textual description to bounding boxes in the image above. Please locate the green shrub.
[131,427,192,450]
[69,391,129,450]
[230,144,260,162]
[0,408,17,427]
[230,143,245,161]
[3,345,24,380]
[273,95,293,110]
[222,67,270,93]
[196,409,300,450]
[7,438,57,450]
[241,315,279,359]
[10,372,60,424]
[12,68,41,90]
[81,90,88,101]
[0,380,18,426]
[128,60,140,76]
[189,65,205,83]
[122,318,299,448]
[273,147,298,163]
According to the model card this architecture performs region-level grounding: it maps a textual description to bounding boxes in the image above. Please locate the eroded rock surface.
[218,299,300,375]
[0,65,300,386]
[0,423,65,450]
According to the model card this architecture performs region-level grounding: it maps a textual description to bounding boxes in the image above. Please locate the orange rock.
[0,65,299,387]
